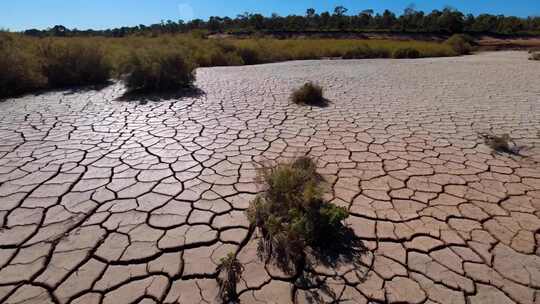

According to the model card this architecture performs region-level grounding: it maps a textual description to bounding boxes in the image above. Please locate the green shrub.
[392,47,421,59]
[124,48,196,92]
[0,34,46,98]
[291,82,325,106]
[216,252,243,303]
[247,157,349,273]
[40,40,111,87]
[445,34,473,55]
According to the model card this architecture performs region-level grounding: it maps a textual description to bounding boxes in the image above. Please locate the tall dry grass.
[0,33,458,98]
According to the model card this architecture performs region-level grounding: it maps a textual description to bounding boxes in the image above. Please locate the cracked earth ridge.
[0,51,539,304]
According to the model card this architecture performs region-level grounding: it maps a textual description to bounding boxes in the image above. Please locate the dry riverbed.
[0,51,539,303]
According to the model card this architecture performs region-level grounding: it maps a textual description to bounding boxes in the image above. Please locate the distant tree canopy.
[22,7,540,37]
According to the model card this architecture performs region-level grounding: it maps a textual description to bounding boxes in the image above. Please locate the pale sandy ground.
[0,51,539,303]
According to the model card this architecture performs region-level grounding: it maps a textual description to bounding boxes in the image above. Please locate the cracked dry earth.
[0,51,540,304]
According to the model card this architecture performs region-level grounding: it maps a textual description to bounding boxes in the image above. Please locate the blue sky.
[1,0,539,31]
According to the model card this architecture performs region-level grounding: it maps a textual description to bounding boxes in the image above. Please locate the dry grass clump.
[247,157,349,273]
[123,48,196,92]
[291,82,325,106]
[40,40,112,87]
[530,52,540,61]
[392,47,421,59]
[216,252,244,303]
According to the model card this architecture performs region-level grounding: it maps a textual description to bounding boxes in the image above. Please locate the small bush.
[530,52,540,61]
[216,252,243,303]
[291,82,325,106]
[392,47,421,59]
[124,48,196,92]
[0,34,46,98]
[445,34,473,55]
[41,40,111,87]
[247,157,349,273]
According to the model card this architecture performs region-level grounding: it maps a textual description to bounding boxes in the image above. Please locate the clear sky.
[1,0,539,31]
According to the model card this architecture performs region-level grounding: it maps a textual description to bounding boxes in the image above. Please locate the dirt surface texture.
[0,51,539,304]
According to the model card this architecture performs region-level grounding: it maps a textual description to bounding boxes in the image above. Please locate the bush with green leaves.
[445,34,473,55]
[247,157,349,273]
[216,252,244,303]
[0,34,46,98]
[40,40,112,87]
[124,47,196,92]
[291,82,325,106]
[392,47,421,59]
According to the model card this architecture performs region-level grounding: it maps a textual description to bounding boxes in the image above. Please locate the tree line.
[23,6,540,37]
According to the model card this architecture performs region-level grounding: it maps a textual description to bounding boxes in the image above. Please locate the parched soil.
[0,51,539,304]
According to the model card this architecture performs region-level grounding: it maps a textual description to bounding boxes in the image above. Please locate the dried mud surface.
[0,51,539,303]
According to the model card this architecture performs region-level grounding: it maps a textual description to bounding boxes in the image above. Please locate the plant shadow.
[116,86,206,104]
[60,81,113,95]
[306,97,331,108]
[293,226,369,303]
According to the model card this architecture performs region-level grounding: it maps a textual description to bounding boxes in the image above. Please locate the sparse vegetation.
[216,252,244,304]
[291,82,325,106]
[246,157,350,273]
[123,48,196,92]
[392,47,421,59]
[445,34,473,55]
[530,52,540,61]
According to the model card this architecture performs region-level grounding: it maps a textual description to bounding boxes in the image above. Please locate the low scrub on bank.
[392,47,421,59]
[247,157,350,273]
[1,33,458,98]
[0,33,46,97]
[0,34,111,98]
[40,40,111,87]
[445,34,473,55]
[123,47,196,92]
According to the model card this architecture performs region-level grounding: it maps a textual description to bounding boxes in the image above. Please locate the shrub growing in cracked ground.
[40,39,112,87]
[247,156,349,273]
[124,47,196,92]
[481,133,523,155]
[216,252,244,303]
[291,82,325,106]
